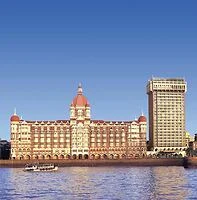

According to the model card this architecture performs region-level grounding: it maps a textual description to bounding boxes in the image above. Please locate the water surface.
[0,166,197,200]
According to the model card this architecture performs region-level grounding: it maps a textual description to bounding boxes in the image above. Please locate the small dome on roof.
[10,115,20,122]
[10,109,20,122]
[138,115,146,123]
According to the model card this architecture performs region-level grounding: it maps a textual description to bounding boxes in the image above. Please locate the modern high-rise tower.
[147,78,187,152]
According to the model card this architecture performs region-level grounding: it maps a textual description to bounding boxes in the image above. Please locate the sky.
[0,1,197,140]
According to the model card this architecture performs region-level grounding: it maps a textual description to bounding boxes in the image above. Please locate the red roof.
[72,94,89,107]
[71,84,90,107]
[138,115,147,123]
[10,115,20,122]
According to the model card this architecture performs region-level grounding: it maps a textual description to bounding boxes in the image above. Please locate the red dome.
[10,115,20,122]
[71,84,90,107]
[72,95,89,107]
[138,115,146,123]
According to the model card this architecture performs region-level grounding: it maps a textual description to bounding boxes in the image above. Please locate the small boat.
[24,163,58,172]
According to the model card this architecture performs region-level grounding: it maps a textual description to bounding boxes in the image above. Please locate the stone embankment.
[0,158,185,168]
[184,157,197,168]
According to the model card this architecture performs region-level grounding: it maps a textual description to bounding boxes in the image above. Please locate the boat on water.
[24,163,58,172]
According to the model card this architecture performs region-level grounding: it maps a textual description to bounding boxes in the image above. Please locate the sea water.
[0,166,197,200]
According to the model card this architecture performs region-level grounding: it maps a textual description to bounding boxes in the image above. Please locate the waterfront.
[0,158,184,168]
[0,167,197,200]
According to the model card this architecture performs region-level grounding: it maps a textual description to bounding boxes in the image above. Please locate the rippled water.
[0,166,197,200]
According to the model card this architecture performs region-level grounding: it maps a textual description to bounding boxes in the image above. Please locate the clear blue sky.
[0,1,197,140]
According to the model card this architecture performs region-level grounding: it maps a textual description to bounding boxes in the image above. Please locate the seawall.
[0,158,184,168]
[185,157,197,168]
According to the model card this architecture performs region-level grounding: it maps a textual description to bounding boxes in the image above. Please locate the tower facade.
[10,84,147,160]
[147,78,187,152]
[70,84,90,158]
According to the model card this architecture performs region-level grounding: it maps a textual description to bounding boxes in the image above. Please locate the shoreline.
[1,157,197,168]
[0,158,187,168]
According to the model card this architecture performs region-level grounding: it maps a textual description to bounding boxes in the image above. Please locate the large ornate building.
[10,84,147,160]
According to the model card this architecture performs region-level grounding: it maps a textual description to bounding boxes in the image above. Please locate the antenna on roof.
[141,109,144,116]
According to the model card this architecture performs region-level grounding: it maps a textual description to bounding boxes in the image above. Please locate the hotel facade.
[147,78,187,152]
[10,84,147,160]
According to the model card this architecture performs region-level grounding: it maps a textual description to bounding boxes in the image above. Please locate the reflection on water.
[0,166,196,200]
[150,167,188,200]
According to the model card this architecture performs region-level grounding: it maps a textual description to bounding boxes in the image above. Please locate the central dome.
[71,84,90,107]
